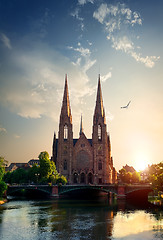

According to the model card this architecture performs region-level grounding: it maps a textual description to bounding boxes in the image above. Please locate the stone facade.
[52,75,116,184]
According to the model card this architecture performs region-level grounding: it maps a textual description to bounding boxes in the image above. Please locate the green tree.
[119,168,127,183]
[39,151,51,179]
[56,175,67,185]
[11,168,28,184]
[28,164,40,183]
[0,181,7,197]
[0,156,7,180]
[131,171,141,183]
[0,156,7,197]
[126,172,132,183]
[3,171,12,184]
[119,167,141,184]
[148,162,163,194]
[39,151,67,185]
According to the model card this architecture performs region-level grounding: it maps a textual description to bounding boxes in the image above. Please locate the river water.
[0,198,162,240]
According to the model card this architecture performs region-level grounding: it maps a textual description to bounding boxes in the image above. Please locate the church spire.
[60,74,72,123]
[93,75,106,124]
[79,114,83,136]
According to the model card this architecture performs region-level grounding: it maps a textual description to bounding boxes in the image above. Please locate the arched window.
[63,160,67,170]
[64,125,68,140]
[80,173,85,184]
[98,124,102,140]
[98,160,102,170]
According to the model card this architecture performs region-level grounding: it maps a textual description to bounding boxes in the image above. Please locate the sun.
[134,153,149,172]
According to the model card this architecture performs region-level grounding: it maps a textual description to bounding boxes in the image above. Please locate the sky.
[0,0,163,171]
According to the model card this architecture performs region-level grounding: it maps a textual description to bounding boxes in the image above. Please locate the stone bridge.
[7,184,152,203]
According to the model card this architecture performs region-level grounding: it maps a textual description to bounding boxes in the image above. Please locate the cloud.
[68,43,96,73]
[130,52,160,68]
[93,3,159,68]
[71,8,84,31]
[111,36,134,52]
[14,134,20,139]
[71,0,94,31]
[0,43,96,121]
[78,0,94,5]
[68,45,91,57]
[111,36,160,68]
[0,33,12,49]
[0,127,7,133]
[93,3,142,32]
[101,72,112,83]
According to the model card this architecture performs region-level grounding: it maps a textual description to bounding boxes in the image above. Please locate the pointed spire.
[60,74,72,122]
[94,75,106,123]
[79,114,84,136]
[52,131,56,163]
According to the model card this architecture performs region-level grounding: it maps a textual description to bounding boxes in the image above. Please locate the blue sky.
[0,0,163,171]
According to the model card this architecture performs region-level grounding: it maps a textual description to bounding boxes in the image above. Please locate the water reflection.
[0,197,162,240]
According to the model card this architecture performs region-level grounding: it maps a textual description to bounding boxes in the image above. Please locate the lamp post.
[35,173,40,184]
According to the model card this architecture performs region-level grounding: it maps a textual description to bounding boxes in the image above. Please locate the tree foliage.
[0,156,7,197]
[119,168,141,184]
[148,162,163,193]
[3,151,67,186]
[39,151,52,179]
[0,181,7,197]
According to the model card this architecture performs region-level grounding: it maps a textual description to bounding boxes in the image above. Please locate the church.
[52,75,117,185]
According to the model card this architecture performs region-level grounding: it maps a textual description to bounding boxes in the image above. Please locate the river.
[0,198,162,240]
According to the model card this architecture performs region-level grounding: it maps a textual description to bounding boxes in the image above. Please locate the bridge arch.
[7,186,52,197]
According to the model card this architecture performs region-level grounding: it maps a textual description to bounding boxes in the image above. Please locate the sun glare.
[134,153,149,172]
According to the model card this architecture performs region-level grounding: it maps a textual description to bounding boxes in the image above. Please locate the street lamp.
[35,173,40,184]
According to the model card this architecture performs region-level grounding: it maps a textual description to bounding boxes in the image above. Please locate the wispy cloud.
[68,43,96,73]
[78,0,94,5]
[0,33,12,49]
[0,127,7,133]
[101,72,112,83]
[111,36,160,68]
[0,43,95,121]
[93,3,160,68]
[71,8,84,31]
[14,134,20,139]
[93,3,142,35]
[71,0,94,31]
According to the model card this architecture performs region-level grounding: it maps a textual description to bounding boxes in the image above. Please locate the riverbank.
[0,199,7,205]
[148,196,163,207]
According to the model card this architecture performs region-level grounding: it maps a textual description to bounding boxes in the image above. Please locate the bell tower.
[92,75,112,184]
[57,75,73,182]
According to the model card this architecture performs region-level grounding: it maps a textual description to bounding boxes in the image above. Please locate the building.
[28,159,40,166]
[5,163,31,172]
[52,75,116,185]
[123,164,135,173]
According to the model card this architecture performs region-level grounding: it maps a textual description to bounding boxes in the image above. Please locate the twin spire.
[94,74,106,124]
[61,74,105,129]
[60,74,72,123]
[79,114,83,136]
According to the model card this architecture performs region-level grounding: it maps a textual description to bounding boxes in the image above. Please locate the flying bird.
[121,101,131,109]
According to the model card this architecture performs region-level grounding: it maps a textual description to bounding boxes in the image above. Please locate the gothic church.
[52,75,116,184]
